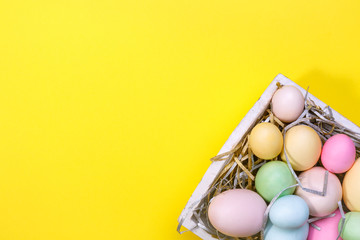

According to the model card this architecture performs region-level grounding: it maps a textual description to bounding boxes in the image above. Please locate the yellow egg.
[249,122,283,159]
[343,158,360,211]
[281,125,322,171]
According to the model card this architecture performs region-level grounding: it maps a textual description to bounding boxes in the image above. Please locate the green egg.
[255,161,296,202]
[339,212,360,240]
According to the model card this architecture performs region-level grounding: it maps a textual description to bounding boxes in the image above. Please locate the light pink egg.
[208,189,267,237]
[307,209,343,240]
[321,134,355,173]
[271,85,305,123]
[295,167,342,217]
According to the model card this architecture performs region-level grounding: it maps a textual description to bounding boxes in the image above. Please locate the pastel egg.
[281,125,322,171]
[249,122,283,159]
[271,85,305,123]
[321,134,356,173]
[255,161,296,202]
[295,167,342,217]
[308,209,343,240]
[208,189,267,237]
[343,159,360,211]
[269,195,309,229]
[265,221,309,240]
[339,212,360,240]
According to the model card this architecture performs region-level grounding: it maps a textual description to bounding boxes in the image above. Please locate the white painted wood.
[178,74,360,240]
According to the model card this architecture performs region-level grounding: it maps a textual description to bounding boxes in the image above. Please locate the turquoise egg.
[265,221,309,240]
[339,212,360,240]
[269,195,309,228]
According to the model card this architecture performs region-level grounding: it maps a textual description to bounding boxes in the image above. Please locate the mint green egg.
[339,212,360,240]
[255,161,296,202]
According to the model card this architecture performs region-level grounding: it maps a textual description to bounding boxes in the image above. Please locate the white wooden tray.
[178,73,360,240]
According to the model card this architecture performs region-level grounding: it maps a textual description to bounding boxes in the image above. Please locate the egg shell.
[321,134,356,173]
[249,122,283,160]
[339,212,360,240]
[343,159,360,211]
[207,189,267,238]
[307,209,342,240]
[255,161,296,202]
[295,167,342,217]
[264,221,309,240]
[269,195,309,229]
[271,85,305,123]
[281,125,322,171]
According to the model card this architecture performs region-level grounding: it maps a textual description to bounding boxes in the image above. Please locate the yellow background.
[0,1,360,239]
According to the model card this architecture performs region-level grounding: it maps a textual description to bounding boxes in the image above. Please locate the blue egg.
[265,221,309,240]
[269,195,309,228]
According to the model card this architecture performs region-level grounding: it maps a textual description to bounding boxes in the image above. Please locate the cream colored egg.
[343,158,360,211]
[281,125,322,171]
[249,122,283,159]
[271,85,305,123]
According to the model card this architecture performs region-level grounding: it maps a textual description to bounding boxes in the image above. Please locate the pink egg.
[307,209,343,240]
[208,189,267,237]
[295,167,342,217]
[321,134,355,173]
[271,85,305,123]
